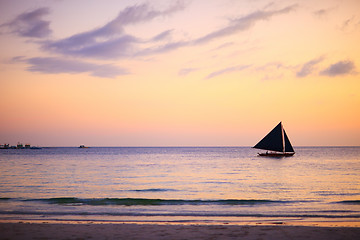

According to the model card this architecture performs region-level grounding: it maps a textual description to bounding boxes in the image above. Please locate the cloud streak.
[195,4,297,45]
[296,56,324,77]
[3,2,299,78]
[1,7,52,38]
[320,60,356,77]
[42,2,186,59]
[135,4,298,57]
[313,7,336,18]
[14,57,128,78]
[178,68,198,76]
[3,2,187,78]
[205,64,251,79]
[41,3,297,60]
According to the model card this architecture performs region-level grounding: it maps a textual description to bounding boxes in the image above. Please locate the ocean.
[0,147,359,224]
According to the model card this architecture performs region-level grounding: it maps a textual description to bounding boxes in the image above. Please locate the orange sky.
[0,0,359,146]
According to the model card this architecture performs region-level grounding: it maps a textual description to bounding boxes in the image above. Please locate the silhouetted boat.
[253,122,295,157]
[79,145,89,148]
[0,143,41,149]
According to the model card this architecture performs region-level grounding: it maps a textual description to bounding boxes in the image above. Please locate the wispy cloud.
[42,2,186,60]
[44,34,140,60]
[1,7,52,38]
[137,40,188,56]
[194,4,297,45]
[3,2,298,78]
[151,30,173,41]
[112,1,186,25]
[42,3,298,60]
[257,62,294,71]
[3,2,186,78]
[178,68,198,76]
[313,7,336,18]
[296,56,324,77]
[13,57,129,78]
[340,16,360,31]
[212,42,235,51]
[256,62,295,81]
[205,64,251,79]
[137,4,298,57]
[320,60,356,77]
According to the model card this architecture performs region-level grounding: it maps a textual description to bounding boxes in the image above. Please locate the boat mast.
[281,122,285,153]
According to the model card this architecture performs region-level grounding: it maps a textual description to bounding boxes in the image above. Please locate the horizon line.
[10,145,360,148]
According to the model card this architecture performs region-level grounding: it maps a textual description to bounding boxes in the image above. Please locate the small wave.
[0,198,11,201]
[130,188,177,192]
[337,200,360,205]
[318,210,357,213]
[314,191,360,196]
[26,198,288,206]
[1,210,360,219]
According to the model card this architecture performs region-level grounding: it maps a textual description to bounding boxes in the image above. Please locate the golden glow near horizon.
[0,0,359,146]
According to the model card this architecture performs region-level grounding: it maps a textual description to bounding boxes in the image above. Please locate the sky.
[0,0,359,147]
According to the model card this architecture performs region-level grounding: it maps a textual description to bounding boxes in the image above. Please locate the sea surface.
[0,147,359,224]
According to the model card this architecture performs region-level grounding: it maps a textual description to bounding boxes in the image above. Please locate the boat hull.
[258,152,295,157]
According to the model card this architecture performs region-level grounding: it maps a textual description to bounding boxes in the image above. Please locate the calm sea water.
[0,147,359,224]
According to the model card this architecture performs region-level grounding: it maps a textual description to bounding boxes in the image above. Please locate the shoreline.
[1,218,360,227]
[1,221,360,240]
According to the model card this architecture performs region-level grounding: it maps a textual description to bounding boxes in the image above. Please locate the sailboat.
[253,122,295,157]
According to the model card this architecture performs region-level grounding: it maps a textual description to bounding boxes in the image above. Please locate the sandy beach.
[1,221,360,240]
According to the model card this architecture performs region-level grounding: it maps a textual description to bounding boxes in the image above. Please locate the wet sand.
[1,222,360,240]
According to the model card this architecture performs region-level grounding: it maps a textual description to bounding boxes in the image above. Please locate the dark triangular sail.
[283,130,294,153]
[253,122,284,152]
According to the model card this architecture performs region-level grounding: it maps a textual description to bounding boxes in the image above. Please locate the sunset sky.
[0,0,359,147]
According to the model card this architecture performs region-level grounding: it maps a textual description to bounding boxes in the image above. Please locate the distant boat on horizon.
[253,122,295,157]
[0,143,41,149]
[79,145,89,148]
